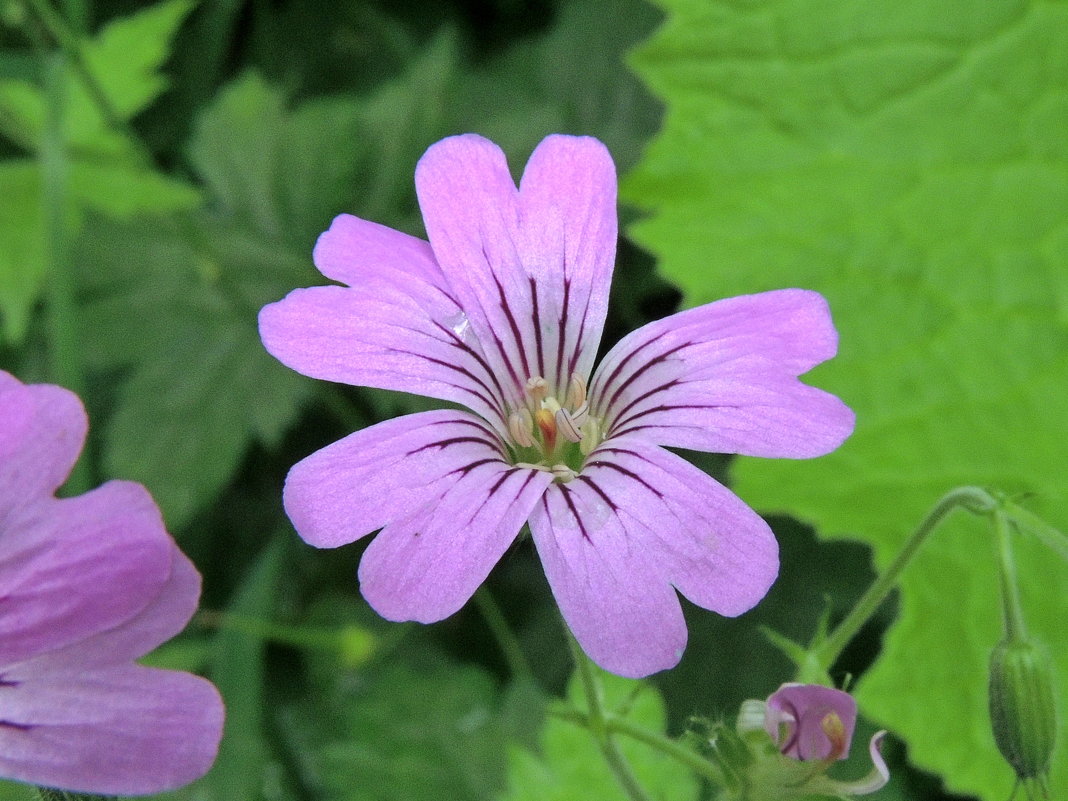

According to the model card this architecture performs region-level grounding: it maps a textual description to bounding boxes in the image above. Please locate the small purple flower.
[765,683,858,761]
[259,134,854,677]
[0,371,224,794]
[763,683,890,794]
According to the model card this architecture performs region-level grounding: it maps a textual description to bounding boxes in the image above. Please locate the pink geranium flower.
[0,371,223,794]
[259,134,854,677]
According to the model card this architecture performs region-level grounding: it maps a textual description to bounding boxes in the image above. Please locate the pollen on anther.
[566,374,587,410]
[508,409,536,448]
[555,409,583,443]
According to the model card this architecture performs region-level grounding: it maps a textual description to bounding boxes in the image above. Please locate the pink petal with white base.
[358,460,551,622]
[284,410,523,549]
[529,440,778,677]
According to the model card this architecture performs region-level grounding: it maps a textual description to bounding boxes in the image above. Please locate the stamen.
[566,374,587,410]
[820,712,848,761]
[579,416,601,456]
[508,409,536,448]
[526,376,549,403]
[550,464,577,482]
[555,409,583,443]
[570,402,589,427]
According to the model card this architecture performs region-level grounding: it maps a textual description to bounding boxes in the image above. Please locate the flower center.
[506,374,602,481]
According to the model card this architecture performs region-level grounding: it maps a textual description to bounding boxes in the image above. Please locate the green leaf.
[451,0,662,173]
[0,0,194,152]
[77,213,310,528]
[0,161,45,342]
[0,0,199,345]
[499,670,698,801]
[186,71,367,244]
[277,660,535,801]
[624,2,1068,797]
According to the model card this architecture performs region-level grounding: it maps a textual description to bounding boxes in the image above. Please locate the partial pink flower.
[259,134,855,677]
[0,370,224,795]
[764,683,890,795]
[765,683,858,761]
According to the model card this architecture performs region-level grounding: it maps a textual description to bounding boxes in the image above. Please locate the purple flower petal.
[528,439,778,677]
[415,134,617,399]
[765,683,859,761]
[284,409,553,621]
[259,214,509,427]
[0,664,223,795]
[0,480,173,666]
[0,380,86,519]
[590,289,855,458]
[358,462,552,623]
[16,545,202,669]
[285,410,509,546]
[0,370,222,793]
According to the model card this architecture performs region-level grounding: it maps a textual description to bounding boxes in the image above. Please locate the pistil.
[508,374,602,479]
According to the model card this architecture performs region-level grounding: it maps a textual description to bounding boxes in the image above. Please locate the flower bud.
[988,637,1057,787]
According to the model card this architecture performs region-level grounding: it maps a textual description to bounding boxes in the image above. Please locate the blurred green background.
[2,0,1065,799]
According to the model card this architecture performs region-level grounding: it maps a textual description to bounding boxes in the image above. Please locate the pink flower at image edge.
[259,133,855,678]
[0,371,223,795]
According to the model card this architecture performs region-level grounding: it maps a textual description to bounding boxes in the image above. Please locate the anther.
[525,376,549,402]
[508,409,536,448]
[570,402,589,427]
[555,409,583,443]
[566,374,587,410]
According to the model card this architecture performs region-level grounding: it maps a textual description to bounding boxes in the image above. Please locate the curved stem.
[813,486,996,671]
[565,633,655,801]
[993,506,1027,641]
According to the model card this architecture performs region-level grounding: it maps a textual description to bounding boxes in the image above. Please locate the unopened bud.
[988,637,1057,786]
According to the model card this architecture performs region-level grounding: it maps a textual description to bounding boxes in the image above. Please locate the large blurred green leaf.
[0,0,194,151]
[0,0,199,344]
[276,659,539,801]
[624,1,1068,797]
[500,668,697,801]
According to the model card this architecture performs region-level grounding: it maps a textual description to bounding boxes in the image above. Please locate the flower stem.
[565,633,656,801]
[813,485,997,672]
[473,586,533,682]
[993,506,1027,642]
[551,705,724,782]
[40,48,91,495]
